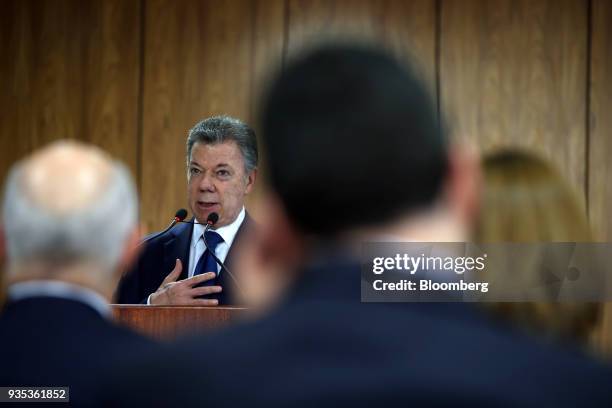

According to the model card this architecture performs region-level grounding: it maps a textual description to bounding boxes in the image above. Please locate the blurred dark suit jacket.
[107,253,612,407]
[114,214,254,305]
[0,296,153,406]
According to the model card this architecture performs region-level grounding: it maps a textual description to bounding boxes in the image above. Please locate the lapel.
[163,212,255,304]
[223,212,253,272]
[217,212,255,304]
[163,218,194,281]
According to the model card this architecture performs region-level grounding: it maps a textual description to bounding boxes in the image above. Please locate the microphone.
[175,213,213,226]
[206,212,219,226]
[173,208,189,224]
[139,209,188,246]
[202,212,244,297]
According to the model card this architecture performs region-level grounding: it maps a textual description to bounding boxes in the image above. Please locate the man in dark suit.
[108,45,612,406]
[0,141,154,405]
[115,115,258,305]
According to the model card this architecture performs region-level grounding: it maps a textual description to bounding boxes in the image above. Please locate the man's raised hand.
[149,259,222,305]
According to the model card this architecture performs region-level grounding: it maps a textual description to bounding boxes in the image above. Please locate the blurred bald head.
[2,140,138,277]
[22,141,114,214]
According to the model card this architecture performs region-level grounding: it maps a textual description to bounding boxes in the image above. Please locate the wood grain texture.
[589,0,612,242]
[440,0,588,194]
[251,0,286,118]
[286,0,437,92]
[112,305,247,340]
[0,0,141,183]
[140,0,285,232]
[588,0,612,355]
[247,0,286,216]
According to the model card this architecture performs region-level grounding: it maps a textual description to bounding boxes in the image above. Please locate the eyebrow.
[188,162,232,169]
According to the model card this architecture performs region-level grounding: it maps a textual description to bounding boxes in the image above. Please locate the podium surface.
[112,305,247,340]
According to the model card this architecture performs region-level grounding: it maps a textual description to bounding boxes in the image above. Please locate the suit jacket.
[107,253,612,407]
[114,213,254,305]
[0,296,154,406]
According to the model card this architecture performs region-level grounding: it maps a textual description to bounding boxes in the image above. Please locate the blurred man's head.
[186,116,258,227]
[1,141,139,299]
[261,44,478,243]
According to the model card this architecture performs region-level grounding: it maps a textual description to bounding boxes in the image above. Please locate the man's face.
[187,141,255,228]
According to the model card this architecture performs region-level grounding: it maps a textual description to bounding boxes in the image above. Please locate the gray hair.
[2,161,138,273]
[186,115,258,174]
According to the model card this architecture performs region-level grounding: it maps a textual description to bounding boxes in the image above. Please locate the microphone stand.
[202,221,245,297]
[137,216,184,247]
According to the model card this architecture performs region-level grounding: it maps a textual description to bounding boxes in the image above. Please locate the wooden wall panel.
[589,0,612,355]
[589,0,612,242]
[251,0,287,117]
[440,0,588,193]
[286,0,437,92]
[245,0,287,217]
[0,0,141,183]
[140,0,285,232]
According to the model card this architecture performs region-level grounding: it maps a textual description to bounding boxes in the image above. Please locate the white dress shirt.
[8,280,111,318]
[187,207,246,277]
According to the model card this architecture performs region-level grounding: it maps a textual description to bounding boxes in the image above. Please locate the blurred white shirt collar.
[192,206,245,247]
[188,207,246,277]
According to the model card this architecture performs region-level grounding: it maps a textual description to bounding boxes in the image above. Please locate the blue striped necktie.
[194,230,224,283]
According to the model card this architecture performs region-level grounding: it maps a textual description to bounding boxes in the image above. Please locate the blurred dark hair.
[261,44,448,236]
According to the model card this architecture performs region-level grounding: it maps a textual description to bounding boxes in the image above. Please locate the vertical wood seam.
[435,0,442,125]
[281,0,290,69]
[136,0,147,199]
[249,0,257,124]
[80,5,88,145]
[585,0,593,216]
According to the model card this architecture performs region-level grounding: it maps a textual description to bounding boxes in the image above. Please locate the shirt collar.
[8,280,111,318]
[191,207,246,248]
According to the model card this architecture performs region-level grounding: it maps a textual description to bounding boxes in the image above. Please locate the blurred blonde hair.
[475,149,600,343]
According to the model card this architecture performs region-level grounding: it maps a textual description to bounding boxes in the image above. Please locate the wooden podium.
[111,305,247,340]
